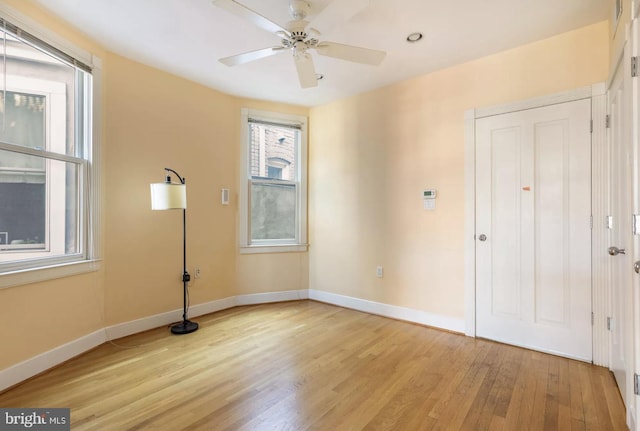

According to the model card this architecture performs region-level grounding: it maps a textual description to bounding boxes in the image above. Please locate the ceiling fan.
[211,0,386,88]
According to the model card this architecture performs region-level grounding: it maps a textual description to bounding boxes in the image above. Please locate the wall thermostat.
[423,189,437,210]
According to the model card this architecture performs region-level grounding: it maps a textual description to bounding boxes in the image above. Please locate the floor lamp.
[150,168,199,335]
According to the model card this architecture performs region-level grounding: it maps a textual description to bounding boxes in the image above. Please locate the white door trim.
[464,84,607,364]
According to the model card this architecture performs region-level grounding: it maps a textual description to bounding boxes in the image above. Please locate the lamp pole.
[163,168,198,335]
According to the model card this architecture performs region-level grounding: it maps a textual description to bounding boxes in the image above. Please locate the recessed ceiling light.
[406,32,423,43]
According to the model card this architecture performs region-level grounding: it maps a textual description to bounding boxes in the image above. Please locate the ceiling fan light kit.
[289,0,311,20]
[212,0,386,89]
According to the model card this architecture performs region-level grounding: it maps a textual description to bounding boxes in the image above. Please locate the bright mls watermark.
[0,408,70,430]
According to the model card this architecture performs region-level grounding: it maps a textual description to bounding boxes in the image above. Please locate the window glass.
[250,182,296,241]
[0,149,79,260]
[249,124,298,181]
[0,91,45,150]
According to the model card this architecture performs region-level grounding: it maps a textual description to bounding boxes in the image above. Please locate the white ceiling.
[32,0,610,107]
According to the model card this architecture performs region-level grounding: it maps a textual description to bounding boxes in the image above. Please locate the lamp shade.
[150,182,187,210]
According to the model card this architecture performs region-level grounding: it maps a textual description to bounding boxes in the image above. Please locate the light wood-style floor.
[0,301,627,430]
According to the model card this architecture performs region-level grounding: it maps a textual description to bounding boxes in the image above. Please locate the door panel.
[490,127,522,319]
[476,99,592,361]
[534,120,571,326]
[609,59,632,408]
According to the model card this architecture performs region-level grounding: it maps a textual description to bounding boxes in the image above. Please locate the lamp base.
[170,320,199,335]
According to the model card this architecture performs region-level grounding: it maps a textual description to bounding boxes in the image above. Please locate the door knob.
[635,261,640,274]
[608,246,626,256]
[478,234,487,242]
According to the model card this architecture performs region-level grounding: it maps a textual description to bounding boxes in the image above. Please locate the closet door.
[475,99,592,361]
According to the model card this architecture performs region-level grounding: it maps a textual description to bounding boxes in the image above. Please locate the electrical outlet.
[376,266,383,278]
[194,267,201,279]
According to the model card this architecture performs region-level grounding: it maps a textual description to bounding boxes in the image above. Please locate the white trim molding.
[308,289,465,333]
[474,85,595,119]
[591,90,609,367]
[0,260,101,289]
[236,289,308,305]
[463,109,476,337]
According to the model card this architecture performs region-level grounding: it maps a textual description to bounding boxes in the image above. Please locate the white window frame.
[0,5,102,288]
[0,78,67,257]
[239,108,308,254]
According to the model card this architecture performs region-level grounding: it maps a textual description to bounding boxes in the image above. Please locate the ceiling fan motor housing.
[280,20,318,49]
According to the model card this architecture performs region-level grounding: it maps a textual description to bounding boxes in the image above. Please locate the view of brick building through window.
[249,124,297,181]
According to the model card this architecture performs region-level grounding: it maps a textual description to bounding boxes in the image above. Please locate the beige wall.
[104,57,309,324]
[309,21,609,321]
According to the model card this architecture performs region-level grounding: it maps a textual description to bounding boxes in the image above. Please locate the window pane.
[251,182,296,241]
[0,29,79,157]
[249,123,298,181]
[0,91,45,149]
[0,149,80,261]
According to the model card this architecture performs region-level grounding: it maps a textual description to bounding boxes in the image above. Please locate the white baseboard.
[308,289,465,334]
[1,289,462,392]
[105,297,237,341]
[236,289,308,306]
[0,329,106,392]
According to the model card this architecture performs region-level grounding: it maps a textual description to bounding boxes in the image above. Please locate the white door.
[610,36,635,415]
[475,99,592,361]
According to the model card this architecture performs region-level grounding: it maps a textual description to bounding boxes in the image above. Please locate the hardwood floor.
[0,300,627,430]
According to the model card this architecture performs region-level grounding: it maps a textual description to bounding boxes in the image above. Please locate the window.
[240,109,307,253]
[0,13,98,281]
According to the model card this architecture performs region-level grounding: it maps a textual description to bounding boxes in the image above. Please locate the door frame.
[464,84,608,364]
[630,7,640,429]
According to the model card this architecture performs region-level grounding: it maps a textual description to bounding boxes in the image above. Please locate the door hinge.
[591,312,594,325]
[590,215,593,229]
[632,56,639,77]
[590,119,593,133]
[635,374,640,395]
[607,316,612,331]
[605,114,611,129]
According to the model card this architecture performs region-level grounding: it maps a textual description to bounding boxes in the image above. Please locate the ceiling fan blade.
[294,53,317,88]
[220,47,286,67]
[315,42,385,65]
[309,0,371,35]
[212,0,290,36]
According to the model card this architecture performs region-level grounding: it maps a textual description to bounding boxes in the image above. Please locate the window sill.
[0,259,102,289]
[240,244,308,254]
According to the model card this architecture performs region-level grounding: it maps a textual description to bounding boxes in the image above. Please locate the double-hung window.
[0,14,98,281]
[240,109,307,253]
